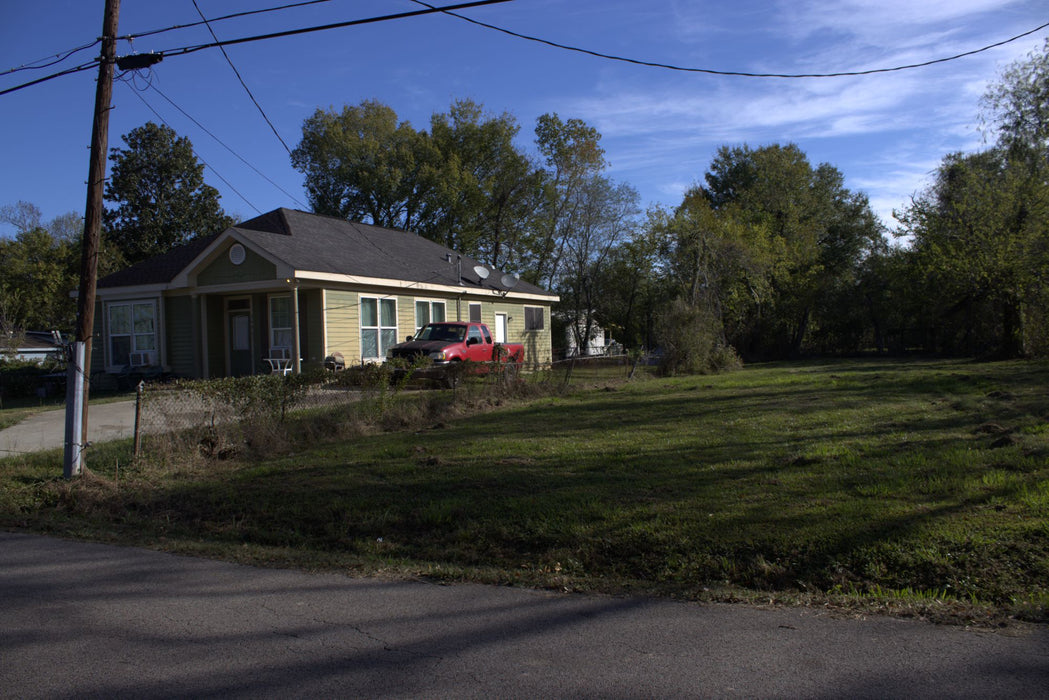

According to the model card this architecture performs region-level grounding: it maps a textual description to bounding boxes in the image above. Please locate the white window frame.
[106,299,158,370]
[414,299,447,334]
[360,295,398,361]
[268,294,294,352]
[468,302,482,323]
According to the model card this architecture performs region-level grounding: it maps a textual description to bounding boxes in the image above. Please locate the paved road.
[1,532,1046,698]
[0,401,136,455]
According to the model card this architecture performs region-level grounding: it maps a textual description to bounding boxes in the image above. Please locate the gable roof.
[97,233,220,289]
[99,208,554,299]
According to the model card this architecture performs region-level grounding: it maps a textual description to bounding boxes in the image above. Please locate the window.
[525,307,544,331]
[269,295,293,350]
[469,303,482,323]
[361,296,397,360]
[108,301,156,367]
[467,325,484,345]
[414,299,446,334]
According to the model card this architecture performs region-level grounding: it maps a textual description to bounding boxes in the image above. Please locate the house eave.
[295,270,559,302]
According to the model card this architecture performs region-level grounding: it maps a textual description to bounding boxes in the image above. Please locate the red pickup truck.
[386,322,523,384]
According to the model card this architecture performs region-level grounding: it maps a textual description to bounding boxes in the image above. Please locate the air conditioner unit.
[129,351,154,367]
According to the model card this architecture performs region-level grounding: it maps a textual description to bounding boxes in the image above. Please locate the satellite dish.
[500,273,519,290]
[474,265,490,280]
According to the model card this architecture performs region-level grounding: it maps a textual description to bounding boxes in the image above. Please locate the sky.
[1,0,1047,239]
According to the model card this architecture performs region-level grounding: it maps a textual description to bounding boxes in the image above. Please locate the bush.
[0,358,65,400]
[654,298,741,375]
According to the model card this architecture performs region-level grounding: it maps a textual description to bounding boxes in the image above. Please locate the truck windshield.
[416,324,466,342]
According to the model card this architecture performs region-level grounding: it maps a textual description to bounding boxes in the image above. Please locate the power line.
[2,0,335,80]
[122,0,336,41]
[154,0,512,58]
[140,78,306,207]
[190,0,293,155]
[2,39,101,77]
[0,1,510,99]
[119,74,262,214]
[0,60,98,97]
[412,1,1049,79]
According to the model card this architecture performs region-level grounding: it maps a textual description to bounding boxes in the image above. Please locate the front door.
[228,308,253,376]
[495,313,508,344]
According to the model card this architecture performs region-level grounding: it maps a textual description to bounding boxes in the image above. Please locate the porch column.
[292,282,301,374]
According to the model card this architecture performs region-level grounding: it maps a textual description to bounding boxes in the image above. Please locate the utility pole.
[64,0,120,478]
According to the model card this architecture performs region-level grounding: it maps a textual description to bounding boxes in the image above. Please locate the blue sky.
[2,0,1046,238]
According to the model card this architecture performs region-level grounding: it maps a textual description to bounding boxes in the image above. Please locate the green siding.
[197,245,276,286]
[164,296,196,377]
[205,296,225,377]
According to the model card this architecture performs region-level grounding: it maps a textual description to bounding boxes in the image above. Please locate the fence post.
[133,380,144,457]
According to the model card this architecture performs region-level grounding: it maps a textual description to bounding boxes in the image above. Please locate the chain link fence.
[132,354,656,460]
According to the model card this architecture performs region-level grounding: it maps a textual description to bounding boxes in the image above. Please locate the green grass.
[2,357,1047,624]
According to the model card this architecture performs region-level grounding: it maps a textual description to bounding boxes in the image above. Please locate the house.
[1,330,64,364]
[92,208,558,378]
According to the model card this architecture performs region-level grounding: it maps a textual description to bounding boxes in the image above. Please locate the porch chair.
[264,346,293,375]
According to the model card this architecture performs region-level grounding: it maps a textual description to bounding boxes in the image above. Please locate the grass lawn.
[2,357,1047,624]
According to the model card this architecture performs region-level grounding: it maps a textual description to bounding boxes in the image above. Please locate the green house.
[93,208,558,378]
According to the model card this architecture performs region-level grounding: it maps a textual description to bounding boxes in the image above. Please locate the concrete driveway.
[2,532,1047,698]
[0,400,136,455]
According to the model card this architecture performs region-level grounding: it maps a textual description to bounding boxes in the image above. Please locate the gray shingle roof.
[99,208,553,298]
[97,233,219,288]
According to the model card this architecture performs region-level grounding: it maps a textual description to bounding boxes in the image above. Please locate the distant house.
[1,331,64,364]
[91,208,558,378]
[560,314,619,358]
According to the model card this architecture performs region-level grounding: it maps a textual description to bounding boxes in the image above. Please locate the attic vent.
[229,243,246,265]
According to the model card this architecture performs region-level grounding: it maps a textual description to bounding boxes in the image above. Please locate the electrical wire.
[411,0,1049,79]
[0,60,98,97]
[191,0,293,155]
[143,80,306,207]
[2,39,101,77]
[118,73,262,214]
[1,1,508,98]
[122,0,336,41]
[154,0,511,58]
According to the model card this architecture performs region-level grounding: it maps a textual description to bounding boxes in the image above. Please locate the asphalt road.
[1,532,1046,699]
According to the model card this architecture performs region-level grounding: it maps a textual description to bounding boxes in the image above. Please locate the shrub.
[654,298,740,375]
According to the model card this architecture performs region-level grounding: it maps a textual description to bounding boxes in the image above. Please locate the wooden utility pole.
[64,0,120,478]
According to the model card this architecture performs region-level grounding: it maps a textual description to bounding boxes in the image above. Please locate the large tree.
[291,101,440,232]
[526,113,607,288]
[897,39,1049,357]
[426,99,542,268]
[0,202,81,332]
[104,122,233,267]
[292,99,542,270]
[695,144,882,358]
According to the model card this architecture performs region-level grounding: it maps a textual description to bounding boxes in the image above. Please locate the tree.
[104,122,233,266]
[292,99,543,271]
[426,99,542,269]
[697,144,881,358]
[898,150,1047,356]
[981,37,1049,157]
[291,101,440,232]
[0,203,80,332]
[592,221,664,351]
[895,41,1049,358]
[526,113,607,288]
[556,176,640,355]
